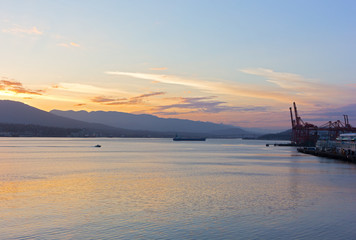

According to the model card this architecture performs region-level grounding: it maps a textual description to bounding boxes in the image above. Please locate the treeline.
[0,123,85,137]
[257,129,292,140]
[0,122,256,138]
[0,123,174,138]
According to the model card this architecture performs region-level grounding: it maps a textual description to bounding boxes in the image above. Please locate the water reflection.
[0,138,356,239]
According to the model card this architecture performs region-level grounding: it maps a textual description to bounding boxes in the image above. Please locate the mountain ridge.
[0,100,119,130]
[50,109,252,136]
[0,100,166,137]
[0,100,257,138]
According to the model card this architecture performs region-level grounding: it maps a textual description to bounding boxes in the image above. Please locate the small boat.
[173,135,206,141]
[94,144,101,148]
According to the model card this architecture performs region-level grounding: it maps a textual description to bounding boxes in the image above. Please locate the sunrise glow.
[1,1,355,129]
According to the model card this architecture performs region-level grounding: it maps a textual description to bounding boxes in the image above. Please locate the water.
[1,138,356,239]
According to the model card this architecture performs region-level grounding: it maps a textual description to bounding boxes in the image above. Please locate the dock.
[297,147,356,163]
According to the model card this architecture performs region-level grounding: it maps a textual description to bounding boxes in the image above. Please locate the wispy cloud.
[2,25,43,35]
[240,68,320,92]
[51,83,126,95]
[106,71,204,88]
[70,42,80,47]
[0,79,43,95]
[301,104,356,123]
[156,97,227,114]
[149,67,167,71]
[240,68,355,105]
[57,43,70,48]
[91,96,127,104]
[105,71,293,103]
[107,70,356,108]
[74,103,86,107]
[154,96,267,115]
[57,42,80,48]
[92,91,165,105]
[137,92,165,98]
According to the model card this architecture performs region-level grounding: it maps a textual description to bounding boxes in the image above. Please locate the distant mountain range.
[0,100,113,130]
[0,100,156,137]
[0,100,259,138]
[50,109,252,136]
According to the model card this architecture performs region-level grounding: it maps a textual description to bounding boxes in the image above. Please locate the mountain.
[0,100,115,130]
[257,129,292,140]
[0,100,255,138]
[50,109,253,136]
[0,100,162,137]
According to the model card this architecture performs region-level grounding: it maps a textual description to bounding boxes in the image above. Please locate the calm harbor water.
[1,137,356,239]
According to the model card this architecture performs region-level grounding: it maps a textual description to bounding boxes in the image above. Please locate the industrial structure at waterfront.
[289,102,356,146]
[290,102,356,163]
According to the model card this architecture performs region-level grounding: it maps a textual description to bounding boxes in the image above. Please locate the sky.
[0,0,355,130]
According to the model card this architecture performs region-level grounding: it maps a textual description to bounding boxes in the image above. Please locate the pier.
[287,103,356,163]
[297,147,356,163]
[289,102,356,147]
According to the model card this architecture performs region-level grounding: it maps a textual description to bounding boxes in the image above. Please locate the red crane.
[290,103,356,146]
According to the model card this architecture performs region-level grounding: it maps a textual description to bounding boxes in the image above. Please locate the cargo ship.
[173,135,206,141]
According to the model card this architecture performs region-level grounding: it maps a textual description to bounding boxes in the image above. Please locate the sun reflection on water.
[1,138,356,239]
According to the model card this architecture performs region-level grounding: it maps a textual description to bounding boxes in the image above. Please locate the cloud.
[70,42,80,47]
[136,92,165,98]
[92,91,165,105]
[57,43,70,48]
[240,68,355,105]
[52,83,126,95]
[316,104,356,117]
[105,71,293,103]
[0,79,43,95]
[301,104,356,124]
[2,25,43,35]
[154,96,267,115]
[74,103,86,107]
[240,68,320,92]
[107,69,356,108]
[40,82,136,105]
[57,42,80,48]
[149,67,167,71]
[157,97,226,113]
[106,71,204,88]
[92,96,127,104]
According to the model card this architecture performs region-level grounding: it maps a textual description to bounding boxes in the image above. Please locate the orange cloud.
[149,67,168,71]
[70,42,80,47]
[240,68,355,105]
[154,96,267,115]
[57,43,70,48]
[57,42,80,48]
[92,96,127,103]
[52,83,127,95]
[0,79,43,95]
[2,25,42,35]
[107,70,356,108]
[136,92,165,98]
[105,71,292,103]
[74,103,86,107]
[92,92,165,105]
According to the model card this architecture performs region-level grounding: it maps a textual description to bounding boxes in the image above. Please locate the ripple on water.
[1,138,356,239]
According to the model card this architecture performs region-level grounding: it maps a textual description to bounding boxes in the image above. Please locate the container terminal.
[290,102,356,163]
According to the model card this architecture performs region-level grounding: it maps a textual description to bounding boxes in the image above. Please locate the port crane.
[290,102,356,146]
